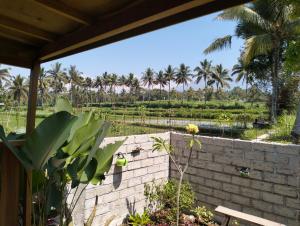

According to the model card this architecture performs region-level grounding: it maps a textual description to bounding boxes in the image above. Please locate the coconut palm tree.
[38,67,51,107]
[204,0,300,123]
[84,77,93,104]
[141,68,155,101]
[155,70,167,99]
[48,62,68,102]
[118,75,127,93]
[175,63,192,103]
[231,58,254,99]
[164,65,177,104]
[194,59,213,105]
[68,65,83,106]
[0,64,10,87]
[212,64,232,91]
[125,73,136,94]
[94,76,103,102]
[9,75,28,107]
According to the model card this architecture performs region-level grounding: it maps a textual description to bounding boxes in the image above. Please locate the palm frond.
[218,5,271,31]
[204,35,232,54]
[243,34,273,64]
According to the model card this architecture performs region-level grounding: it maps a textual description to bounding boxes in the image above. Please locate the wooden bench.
[215,206,286,226]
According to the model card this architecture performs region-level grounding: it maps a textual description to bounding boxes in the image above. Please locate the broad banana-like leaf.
[54,98,72,113]
[79,158,97,183]
[21,111,77,169]
[67,112,93,142]
[62,118,104,156]
[91,140,124,185]
[0,125,32,170]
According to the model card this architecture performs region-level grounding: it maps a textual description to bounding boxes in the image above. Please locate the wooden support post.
[24,60,40,226]
[0,147,21,226]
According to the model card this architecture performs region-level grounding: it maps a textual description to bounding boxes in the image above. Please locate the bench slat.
[215,206,286,226]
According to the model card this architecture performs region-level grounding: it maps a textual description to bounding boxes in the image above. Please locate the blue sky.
[5,11,244,89]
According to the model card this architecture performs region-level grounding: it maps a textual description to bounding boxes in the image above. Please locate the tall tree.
[0,64,10,87]
[125,73,135,94]
[141,68,155,101]
[9,75,28,107]
[68,65,82,106]
[204,0,300,123]
[175,63,192,102]
[155,70,167,99]
[48,62,68,102]
[194,59,212,105]
[231,58,254,100]
[94,76,103,102]
[212,64,232,91]
[164,65,176,104]
[38,67,51,107]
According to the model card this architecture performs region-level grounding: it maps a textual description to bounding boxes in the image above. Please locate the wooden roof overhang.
[0,1,252,226]
[0,0,250,69]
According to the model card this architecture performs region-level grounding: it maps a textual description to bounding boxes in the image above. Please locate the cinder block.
[206,162,223,172]
[214,172,231,183]
[252,200,273,212]
[232,176,251,187]
[103,191,120,203]
[134,167,148,177]
[265,152,289,164]
[240,187,260,199]
[223,183,240,194]
[264,172,286,184]
[128,177,141,187]
[206,195,223,206]
[262,192,284,204]
[286,197,300,209]
[274,184,297,197]
[245,151,264,161]
[119,187,135,198]
[197,185,213,196]
[251,180,273,192]
[253,161,274,172]
[213,189,231,201]
[205,179,222,189]
[273,205,296,218]
[231,194,250,205]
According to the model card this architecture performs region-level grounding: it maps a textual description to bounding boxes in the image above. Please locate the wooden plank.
[0,15,56,42]
[0,147,21,226]
[34,0,92,25]
[215,206,286,226]
[39,0,250,62]
[24,61,40,226]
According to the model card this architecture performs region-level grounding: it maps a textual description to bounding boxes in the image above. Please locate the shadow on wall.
[113,165,123,189]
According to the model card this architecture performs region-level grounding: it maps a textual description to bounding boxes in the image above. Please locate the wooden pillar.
[0,146,21,226]
[24,60,40,226]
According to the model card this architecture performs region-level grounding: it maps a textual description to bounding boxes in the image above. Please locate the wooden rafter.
[34,0,92,26]
[0,15,55,42]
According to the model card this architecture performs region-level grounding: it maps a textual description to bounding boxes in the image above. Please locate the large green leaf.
[54,98,72,113]
[91,140,124,185]
[21,111,77,169]
[67,112,93,142]
[62,118,104,156]
[0,125,32,170]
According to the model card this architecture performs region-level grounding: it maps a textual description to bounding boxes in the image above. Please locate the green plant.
[193,206,214,224]
[128,211,152,226]
[151,125,200,226]
[0,98,124,226]
[144,180,195,223]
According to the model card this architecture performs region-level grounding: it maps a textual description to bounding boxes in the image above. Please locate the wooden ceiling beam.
[39,0,211,60]
[0,15,56,42]
[34,0,92,26]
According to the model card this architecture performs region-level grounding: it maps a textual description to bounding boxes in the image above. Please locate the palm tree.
[68,65,83,106]
[141,68,155,101]
[164,65,177,104]
[194,59,212,105]
[212,64,232,91]
[94,76,103,102]
[38,67,51,107]
[155,70,167,99]
[118,75,127,93]
[125,73,135,94]
[204,0,300,123]
[9,75,28,107]
[84,77,93,104]
[0,64,10,87]
[175,63,192,103]
[48,62,68,102]
[231,58,254,99]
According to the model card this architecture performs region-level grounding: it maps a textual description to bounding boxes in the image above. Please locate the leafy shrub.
[128,211,152,226]
[193,206,214,224]
[144,180,195,222]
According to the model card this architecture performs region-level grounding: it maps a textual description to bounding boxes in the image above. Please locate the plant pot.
[116,152,128,167]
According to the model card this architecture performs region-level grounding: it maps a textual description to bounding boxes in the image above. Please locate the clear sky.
[5,11,244,89]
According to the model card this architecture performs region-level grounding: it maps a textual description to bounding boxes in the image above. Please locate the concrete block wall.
[80,132,170,226]
[170,132,300,226]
